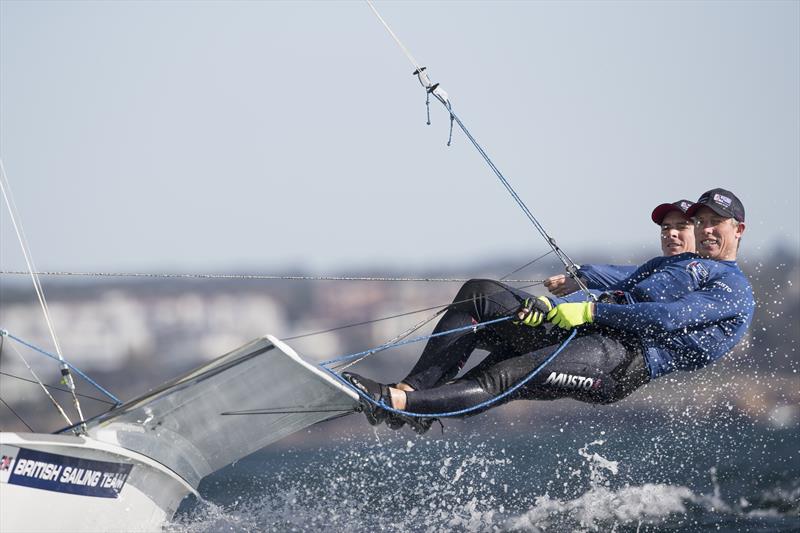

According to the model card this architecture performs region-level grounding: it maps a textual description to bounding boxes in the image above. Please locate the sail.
[83,335,358,488]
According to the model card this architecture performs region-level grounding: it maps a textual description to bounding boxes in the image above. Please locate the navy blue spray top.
[578,264,637,289]
[589,253,755,378]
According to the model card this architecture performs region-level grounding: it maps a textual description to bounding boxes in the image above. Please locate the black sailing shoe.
[385,415,406,431]
[342,372,392,426]
[396,414,434,435]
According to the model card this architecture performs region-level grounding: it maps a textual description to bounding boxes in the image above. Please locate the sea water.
[168,410,799,532]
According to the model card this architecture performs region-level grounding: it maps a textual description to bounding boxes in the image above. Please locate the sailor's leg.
[402,332,650,415]
[401,279,547,390]
[475,332,650,404]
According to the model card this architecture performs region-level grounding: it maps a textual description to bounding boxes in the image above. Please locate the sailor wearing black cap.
[684,188,746,259]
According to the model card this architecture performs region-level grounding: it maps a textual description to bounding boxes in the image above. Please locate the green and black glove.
[515,296,553,327]
[547,302,594,330]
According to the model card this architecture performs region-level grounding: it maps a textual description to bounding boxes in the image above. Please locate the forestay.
[82,335,358,488]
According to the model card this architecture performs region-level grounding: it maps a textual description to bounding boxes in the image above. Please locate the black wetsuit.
[401,279,650,415]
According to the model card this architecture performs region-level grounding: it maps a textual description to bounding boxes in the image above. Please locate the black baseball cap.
[685,188,745,222]
[651,199,694,225]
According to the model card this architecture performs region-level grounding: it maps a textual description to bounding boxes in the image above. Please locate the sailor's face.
[692,206,745,261]
[660,211,695,256]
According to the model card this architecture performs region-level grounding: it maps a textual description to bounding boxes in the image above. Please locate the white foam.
[165,436,799,532]
[508,483,695,531]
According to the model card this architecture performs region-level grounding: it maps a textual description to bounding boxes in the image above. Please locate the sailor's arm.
[579,264,637,289]
[546,264,637,296]
[544,274,583,296]
[604,256,672,292]
[593,277,754,334]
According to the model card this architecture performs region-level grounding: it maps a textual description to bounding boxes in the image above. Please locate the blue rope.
[427,91,593,300]
[447,105,578,271]
[319,309,578,418]
[0,330,122,406]
[323,329,577,419]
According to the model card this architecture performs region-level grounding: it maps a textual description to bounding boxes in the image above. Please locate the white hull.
[0,335,357,532]
[0,432,196,533]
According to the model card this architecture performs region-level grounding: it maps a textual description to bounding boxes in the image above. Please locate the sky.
[1,0,798,275]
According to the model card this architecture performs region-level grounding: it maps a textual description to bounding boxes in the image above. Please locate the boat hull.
[0,432,195,533]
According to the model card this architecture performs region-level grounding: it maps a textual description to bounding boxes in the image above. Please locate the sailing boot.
[385,415,406,430]
[342,372,392,426]
[395,414,434,435]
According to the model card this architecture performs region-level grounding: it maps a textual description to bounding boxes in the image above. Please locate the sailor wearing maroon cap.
[343,189,754,433]
[545,199,696,297]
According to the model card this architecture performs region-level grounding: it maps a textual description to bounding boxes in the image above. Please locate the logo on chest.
[686,260,710,284]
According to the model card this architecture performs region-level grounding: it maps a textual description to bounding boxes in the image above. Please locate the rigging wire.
[366,0,424,72]
[321,315,513,367]
[282,281,543,343]
[2,333,74,426]
[332,308,446,372]
[0,270,545,283]
[499,250,554,281]
[221,407,355,416]
[0,159,87,431]
[0,331,122,406]
[364,1,593,301]
[0,371,117,406]
[0,397,34,432]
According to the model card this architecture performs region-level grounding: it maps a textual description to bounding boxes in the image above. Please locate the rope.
[0,330,122,406]
[332,308,446,371]
[321,315,512,367]
[0,270,543,283]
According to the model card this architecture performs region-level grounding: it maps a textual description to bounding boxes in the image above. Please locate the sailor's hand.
[544,274,580,296]
[515,296,553,327]
[547,302,594,330]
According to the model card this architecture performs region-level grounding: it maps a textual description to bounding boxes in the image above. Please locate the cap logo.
[679,201,690,210]
[713,193,732,208]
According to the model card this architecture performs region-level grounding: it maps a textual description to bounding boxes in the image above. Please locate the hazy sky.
[1,1,798,275]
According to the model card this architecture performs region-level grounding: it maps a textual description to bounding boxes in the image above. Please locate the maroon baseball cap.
[651,199,694,225]
[685,188,746,222]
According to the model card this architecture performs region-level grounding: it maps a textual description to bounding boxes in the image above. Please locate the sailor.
[545,199,696,296]
[344,188,754,434]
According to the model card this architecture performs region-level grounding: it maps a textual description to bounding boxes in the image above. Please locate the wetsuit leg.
[404,332,650,415]
[401,279,559,390]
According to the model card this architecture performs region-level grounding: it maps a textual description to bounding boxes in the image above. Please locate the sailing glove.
[516,296,553,327]
[547,302,594,330]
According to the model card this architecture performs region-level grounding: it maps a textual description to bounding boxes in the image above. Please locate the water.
[168,410,799,532]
